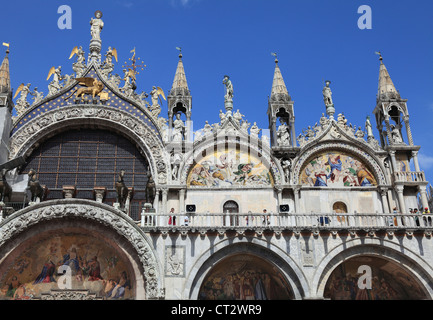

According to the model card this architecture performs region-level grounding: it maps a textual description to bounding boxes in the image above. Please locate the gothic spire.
[0,44,11,93]
[270,56,290,101]
[376,52,400,101]
[170,48,189,96]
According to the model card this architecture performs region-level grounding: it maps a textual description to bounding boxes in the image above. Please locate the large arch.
[0,199,165,299]
[184,238,309,300]
[8,104,170,186]
[312,238,433,299]
[292,141,388,187]
[179,134,283,187]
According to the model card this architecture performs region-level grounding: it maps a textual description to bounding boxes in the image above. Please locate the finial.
[176,46,182,58]
[2,42,9,55]
[375,51,383,63]
[271,52,278,63]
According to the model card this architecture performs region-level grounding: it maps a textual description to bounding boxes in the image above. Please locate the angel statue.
[149,86,166,118]
[101,47,118,78]
[69,46,86,77]
[46,66,64,96]
[13,83,31,116]
[223,75,233,101]
[90,10,104,41]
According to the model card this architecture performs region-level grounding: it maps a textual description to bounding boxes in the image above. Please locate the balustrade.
[140,212,433,230]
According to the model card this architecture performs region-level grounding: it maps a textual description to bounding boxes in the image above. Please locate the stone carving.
[165,246,185,277]
[171,152,183,180]
[390,124,404,144]
[223,75,233,101]
[70,46,86,77]
[281,159,291,184]
[47,66,64,96]
[276,119,290,146]
[250,122,261,138]
[323,80,334,116]
[13,83,31,117]
[172,113,185,142]
[90,11,104,41]
[30,87,44,106]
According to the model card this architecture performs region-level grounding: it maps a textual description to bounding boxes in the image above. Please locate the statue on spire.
[90,10,104,41]
[223,75,233,101]
[323,80,335,117]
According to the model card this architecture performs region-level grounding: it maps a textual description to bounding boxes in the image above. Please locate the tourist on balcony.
[262,209,270,226]
[423,207,431,227]
[168,208,176,226]
[413,208,420,226]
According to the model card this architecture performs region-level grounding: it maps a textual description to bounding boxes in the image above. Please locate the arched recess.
[0,199,165,300]
[313,242,433,300]
[8,105,169,186]
[185,241,308,300]
[179,136,283,187]
[292,141,388,187]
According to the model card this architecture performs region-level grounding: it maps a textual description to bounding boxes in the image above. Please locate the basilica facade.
[0,12,432,300]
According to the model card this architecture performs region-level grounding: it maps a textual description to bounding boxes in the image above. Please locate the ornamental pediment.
[296,113,382,152]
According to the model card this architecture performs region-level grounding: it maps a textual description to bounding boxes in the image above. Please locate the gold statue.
[64,77,104,101]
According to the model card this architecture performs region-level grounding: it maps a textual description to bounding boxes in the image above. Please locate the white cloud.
[418,153,433,170]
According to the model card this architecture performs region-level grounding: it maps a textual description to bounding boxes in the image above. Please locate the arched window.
[333,201,348,213]
[223,200,239,214]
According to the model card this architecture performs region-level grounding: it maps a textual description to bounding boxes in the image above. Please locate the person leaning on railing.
[423,207,432,227]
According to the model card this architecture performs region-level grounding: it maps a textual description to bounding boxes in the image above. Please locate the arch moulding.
[8,104,170,185]
[0,199,165,299]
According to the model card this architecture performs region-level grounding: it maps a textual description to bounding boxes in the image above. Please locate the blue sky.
[2,0,433,184]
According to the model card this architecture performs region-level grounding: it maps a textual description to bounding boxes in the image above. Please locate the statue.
[30,87,44,106]
[390,124,403,144]
[101,47,117,78]
[223,75,233,101]
[172,113,185,142]
[27,169,45,203]
[233,109,244,125]
[115,169,129,211]
[203,121,213,136]
[145,175,156,205]
[13,83,31,116]
[219,110,226,123]
[0,168,12,204]
[250,122,261,138]
[47,66,64,96]
[171,152,183,180]
[281,159,291,184]
[365,116,374,138]
[323,80,333,107]
[323,80,335,116]
[149,86,166,118]
[64,77,104,101]
[70,46,86,77]
[276,119,291,146]
[90,10,104,41]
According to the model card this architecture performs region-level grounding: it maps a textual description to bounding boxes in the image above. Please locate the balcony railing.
[393,171,426,183]
[140,212,433,230]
